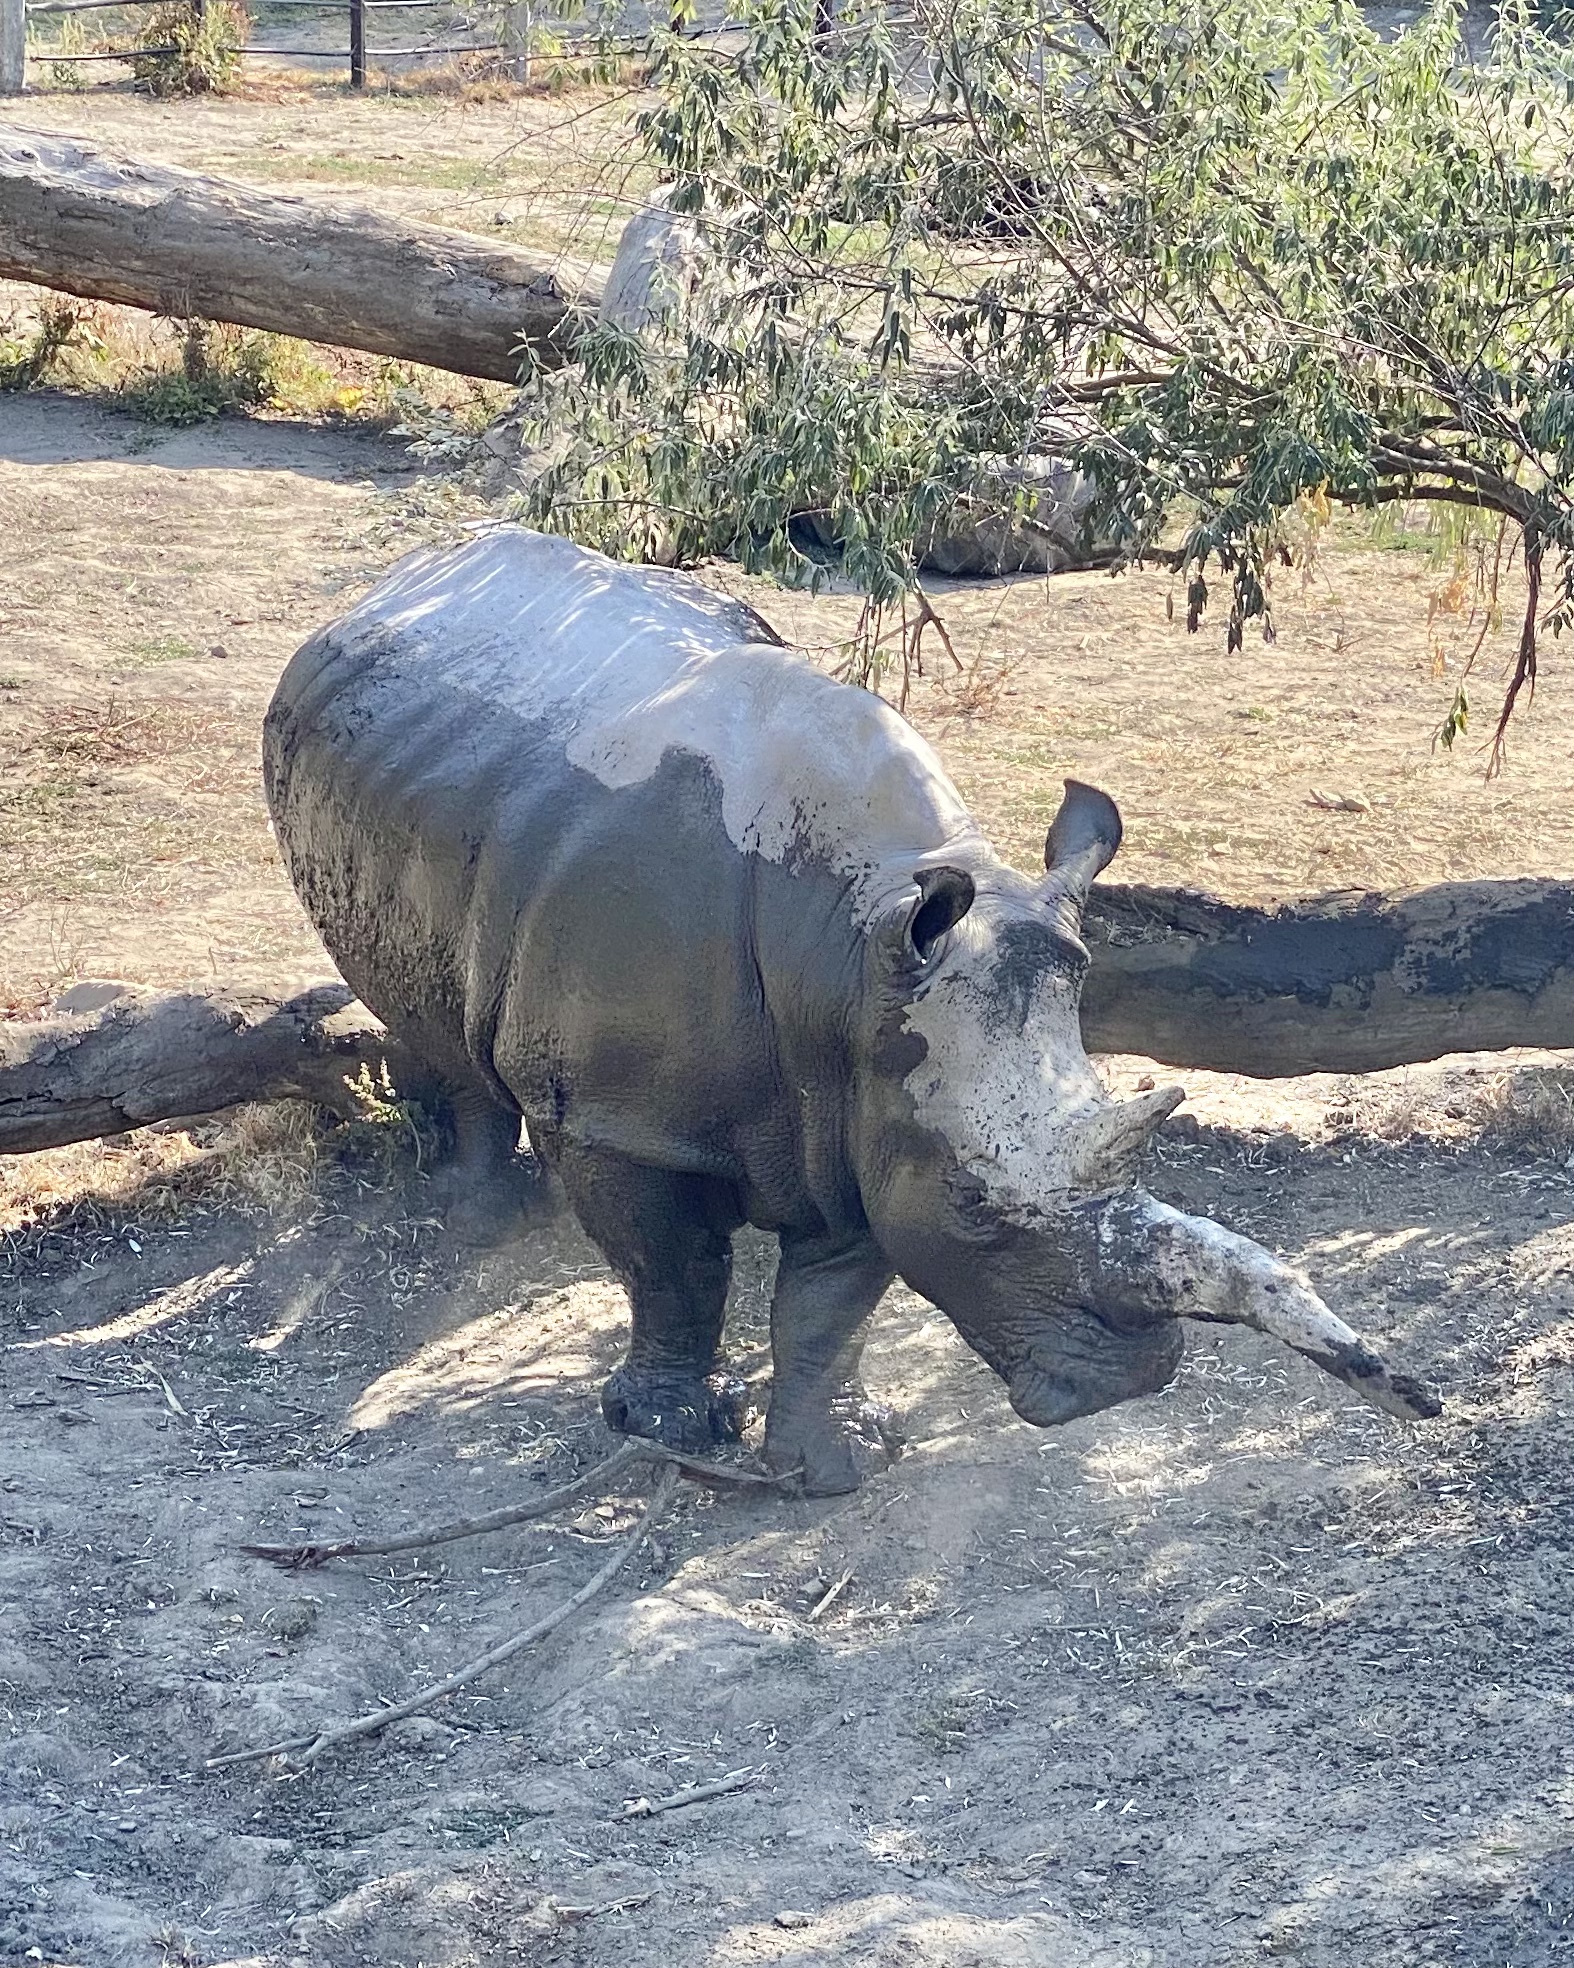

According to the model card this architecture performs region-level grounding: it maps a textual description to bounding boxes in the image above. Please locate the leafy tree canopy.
[518,0,1574,759]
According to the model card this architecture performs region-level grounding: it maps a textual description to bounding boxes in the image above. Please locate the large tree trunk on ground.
[0,124,599,381]
[0,983,397,1155]
[4,879,1571,1155]
[1082,878,1574,1076]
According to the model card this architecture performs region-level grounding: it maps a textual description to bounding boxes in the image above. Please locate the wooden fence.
[0,0,530,90]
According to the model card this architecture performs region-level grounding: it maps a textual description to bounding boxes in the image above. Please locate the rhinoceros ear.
[1042,780,1122,929]
[908,865,976,962]
[1044,779,1123,880]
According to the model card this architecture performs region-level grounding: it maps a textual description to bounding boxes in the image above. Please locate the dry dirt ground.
[4,83,1574,1968]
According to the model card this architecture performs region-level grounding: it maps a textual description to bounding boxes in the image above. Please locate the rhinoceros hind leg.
[427,1080,544,1249]
[558,1147,750,1453]
[763,1233,896,1495]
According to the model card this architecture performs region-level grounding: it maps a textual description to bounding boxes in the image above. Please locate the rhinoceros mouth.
[1004,1310,1186,1428]
[1007,1364,1088,1428]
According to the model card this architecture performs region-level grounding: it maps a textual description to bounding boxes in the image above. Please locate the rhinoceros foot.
[765,1384,905,1497]
[600,1364,753,1453]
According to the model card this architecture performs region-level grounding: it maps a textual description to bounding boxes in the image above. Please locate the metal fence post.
[0,0,26,96]
[349,0,364,88]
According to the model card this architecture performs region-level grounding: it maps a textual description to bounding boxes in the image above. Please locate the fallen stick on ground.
[241,1440,644,1568]
[242,1439,798,1570]
[805,1571,854,1624]
[618,1767,759,1819]
[207,1467,680,1772]
[550,1892,655,1923]
[635,1439,805,1489]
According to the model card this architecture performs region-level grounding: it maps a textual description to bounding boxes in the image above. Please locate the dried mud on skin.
[2,1108,1572,1968]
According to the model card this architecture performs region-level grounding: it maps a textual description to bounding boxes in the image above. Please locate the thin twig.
[241,1439,796,1570]
[207,1468,680,1772]
[1489,533,1541,777]
[618,1767,759,1818]
[805,1570,854,1624]
[911,584,963,673]
[551,1892,655,1922]
[241,1441,643,1568]
[633,1439,803,1489]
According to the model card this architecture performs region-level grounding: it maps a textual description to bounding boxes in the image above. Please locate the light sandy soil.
[3,84,1574,1968]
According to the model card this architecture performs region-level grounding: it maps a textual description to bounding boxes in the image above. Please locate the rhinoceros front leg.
[556,1146,751,1453]
[763,1231,897,1496]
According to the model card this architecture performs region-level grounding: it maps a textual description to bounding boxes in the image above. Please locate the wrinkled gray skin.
[264,530,1439,1494]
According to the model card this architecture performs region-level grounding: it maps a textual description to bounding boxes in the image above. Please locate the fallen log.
[1082,877,1574,1076]
[0,982,396,1155]
[0,122,598,381]
[3,877,1571,1155]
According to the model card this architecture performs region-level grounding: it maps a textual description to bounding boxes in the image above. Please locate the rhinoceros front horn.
[1099,1191,1442,1421]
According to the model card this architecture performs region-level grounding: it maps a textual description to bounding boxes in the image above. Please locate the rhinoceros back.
[264,528,979,1163]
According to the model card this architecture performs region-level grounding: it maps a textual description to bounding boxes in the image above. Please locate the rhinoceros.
[263,528,1439,1492]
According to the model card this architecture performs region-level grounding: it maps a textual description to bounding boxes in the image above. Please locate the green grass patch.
[124,635,202,666]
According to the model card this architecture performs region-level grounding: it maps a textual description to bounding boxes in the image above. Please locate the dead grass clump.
[27,699,171,768]
[374,51,643,101]
[1463,1067,1574,1158]
[1340,1062,1574,1154]
[935,647,1021,721]
[0,1128,207,1235]
[0,1101,326,1238]
[19,701,222,780]
[1338,1083,1433,1144]
[199,1100,324,1212]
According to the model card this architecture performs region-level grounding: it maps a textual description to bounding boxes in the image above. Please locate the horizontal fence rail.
[8,0,540,87]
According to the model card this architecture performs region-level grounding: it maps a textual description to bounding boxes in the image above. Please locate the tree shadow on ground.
[0,387,418,481]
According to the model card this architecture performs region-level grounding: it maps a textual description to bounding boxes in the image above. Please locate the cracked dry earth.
[2,1088,1572,1968]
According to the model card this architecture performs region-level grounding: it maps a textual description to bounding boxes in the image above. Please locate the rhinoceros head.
[853,781,1440,1429]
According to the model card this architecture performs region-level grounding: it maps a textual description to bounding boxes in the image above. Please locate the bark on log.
[0,983,396,1155]
[1082,878,1574,1076]
[0,123,599,381]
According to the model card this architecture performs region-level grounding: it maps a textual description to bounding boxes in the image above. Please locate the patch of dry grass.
[23,698,210,768]
[1464,1067,1574,1157]
[1326,1060,1574,1157]
[0,293,504,432]
[0,1101,325,1237]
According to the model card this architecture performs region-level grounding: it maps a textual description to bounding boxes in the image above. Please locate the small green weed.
[125,634,200,666]
[118,321,276,425]
[338,1061,439,1175]
[43,12,89,87]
